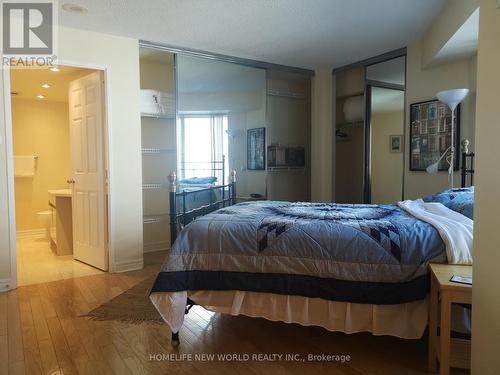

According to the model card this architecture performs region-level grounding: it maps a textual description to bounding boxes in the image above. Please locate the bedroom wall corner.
[471,0,500,373]
[311,69,333,202]
[404,42,477,199]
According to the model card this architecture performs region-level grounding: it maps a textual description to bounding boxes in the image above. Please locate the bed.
[176,157,226,212]
[150,151,475,346]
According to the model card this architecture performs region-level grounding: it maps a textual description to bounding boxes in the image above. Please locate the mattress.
[152,201,447,305]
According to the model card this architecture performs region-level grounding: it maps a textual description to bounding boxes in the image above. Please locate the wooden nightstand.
[428,263,472,375]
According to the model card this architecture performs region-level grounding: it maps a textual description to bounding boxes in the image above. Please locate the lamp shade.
[426,162,439,175]
[436,89,469,111]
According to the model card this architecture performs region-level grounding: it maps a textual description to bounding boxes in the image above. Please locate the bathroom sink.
[48,189,72,207]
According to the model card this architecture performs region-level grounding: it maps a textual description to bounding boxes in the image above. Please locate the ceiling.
[11,66,94,102]
[59,0,446,69]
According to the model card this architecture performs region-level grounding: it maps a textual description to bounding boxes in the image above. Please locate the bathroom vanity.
[48,189,73,255]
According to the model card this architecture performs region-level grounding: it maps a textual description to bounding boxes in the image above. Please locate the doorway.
[8,65,109,286]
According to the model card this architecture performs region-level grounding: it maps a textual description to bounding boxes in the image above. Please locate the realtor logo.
[1,0,58,68]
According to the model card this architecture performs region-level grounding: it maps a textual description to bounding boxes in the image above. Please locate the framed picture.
[409,99,460,171]
[247,127,266,170]
[390,135,402,153]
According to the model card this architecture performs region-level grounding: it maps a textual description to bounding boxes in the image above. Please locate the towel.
[14,155,36,177]
[398,199,473,265]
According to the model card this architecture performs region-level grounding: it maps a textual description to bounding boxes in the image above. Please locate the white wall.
[471,0,500,373]
[311,69,333,202]
[404,42,477,199]
[60,28,143,273]
[0,72,15,291]
[0,27,143,286]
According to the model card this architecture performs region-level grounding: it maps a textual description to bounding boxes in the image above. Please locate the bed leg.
[171,332,180,347]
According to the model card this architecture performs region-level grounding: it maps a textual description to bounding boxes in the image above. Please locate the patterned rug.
[83,276,164,324]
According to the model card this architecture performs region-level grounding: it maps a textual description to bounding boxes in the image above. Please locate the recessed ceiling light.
[50,67,60,72]
[42,83,51,89]
[37,95,45,99]
[62,3,88,14]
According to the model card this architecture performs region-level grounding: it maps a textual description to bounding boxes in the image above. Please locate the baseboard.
[16,228,47,240]
[114,258,144,273]
[144,241,170,253]
[0,278,14,292]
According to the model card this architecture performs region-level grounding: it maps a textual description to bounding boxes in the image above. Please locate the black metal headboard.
[461,139,475,188]
[168,170,236,245]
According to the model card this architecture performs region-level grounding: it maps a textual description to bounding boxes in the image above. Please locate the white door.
[68,71,108,270]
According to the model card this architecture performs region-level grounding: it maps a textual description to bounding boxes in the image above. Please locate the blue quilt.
[152,201,447,304]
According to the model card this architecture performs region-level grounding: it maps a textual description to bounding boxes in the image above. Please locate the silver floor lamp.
[426,88,469,188]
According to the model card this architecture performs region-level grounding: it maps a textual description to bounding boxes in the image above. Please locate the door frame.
[2,60,112,290]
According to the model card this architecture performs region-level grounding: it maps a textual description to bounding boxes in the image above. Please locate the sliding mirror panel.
[139,48,176,252]
[334,67,366,203]
[369,86,405,203]
[366,55,406,203]
[266,70,311,201]
[177,55,266,199]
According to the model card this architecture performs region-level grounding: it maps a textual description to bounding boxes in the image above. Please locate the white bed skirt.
[150,290,429,339]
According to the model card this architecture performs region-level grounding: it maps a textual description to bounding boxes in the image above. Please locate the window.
[178,114,228,184]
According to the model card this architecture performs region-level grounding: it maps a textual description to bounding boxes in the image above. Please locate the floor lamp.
[426,88,469,188]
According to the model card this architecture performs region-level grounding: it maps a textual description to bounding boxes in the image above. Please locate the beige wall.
[12,98,71,230]
[334,67,365,203]
[471,0,500,373]
[404,42,477,199]
[311,69,333,202]
[0,26,142,285]
[371,111,404,204]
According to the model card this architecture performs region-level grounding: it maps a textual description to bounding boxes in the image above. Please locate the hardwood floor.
[1,252,469,375]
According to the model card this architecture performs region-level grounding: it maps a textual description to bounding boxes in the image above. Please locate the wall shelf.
[143,183,165,190]
[141,112,175,119]
[267,166,306,172]
[267,89,306,99]
[143,214,169,224]
[336,121,364,129]
[141,148,176,154]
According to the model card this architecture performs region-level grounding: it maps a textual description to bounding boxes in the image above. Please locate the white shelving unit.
[139,48,176,253]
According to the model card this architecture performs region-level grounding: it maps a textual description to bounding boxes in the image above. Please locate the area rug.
[82,276,164,324]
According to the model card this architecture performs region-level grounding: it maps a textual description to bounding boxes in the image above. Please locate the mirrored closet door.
[176,55,267,199]
[365,56,406,204]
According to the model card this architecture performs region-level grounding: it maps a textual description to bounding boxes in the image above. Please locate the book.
[450,275,472,285]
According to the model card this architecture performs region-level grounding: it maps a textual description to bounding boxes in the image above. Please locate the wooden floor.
[1,251,469,375]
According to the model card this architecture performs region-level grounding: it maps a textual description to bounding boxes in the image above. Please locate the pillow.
[179,176,217,185]
[422,186,474,219]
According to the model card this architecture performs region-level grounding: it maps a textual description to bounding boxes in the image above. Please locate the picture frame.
[390,135,402,153]
[409,99,460,171]
[247,127,266,170]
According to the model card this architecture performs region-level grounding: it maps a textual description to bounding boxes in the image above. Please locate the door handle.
[67,178,75,184]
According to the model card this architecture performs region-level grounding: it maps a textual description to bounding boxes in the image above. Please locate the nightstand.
[428,263,472,375]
